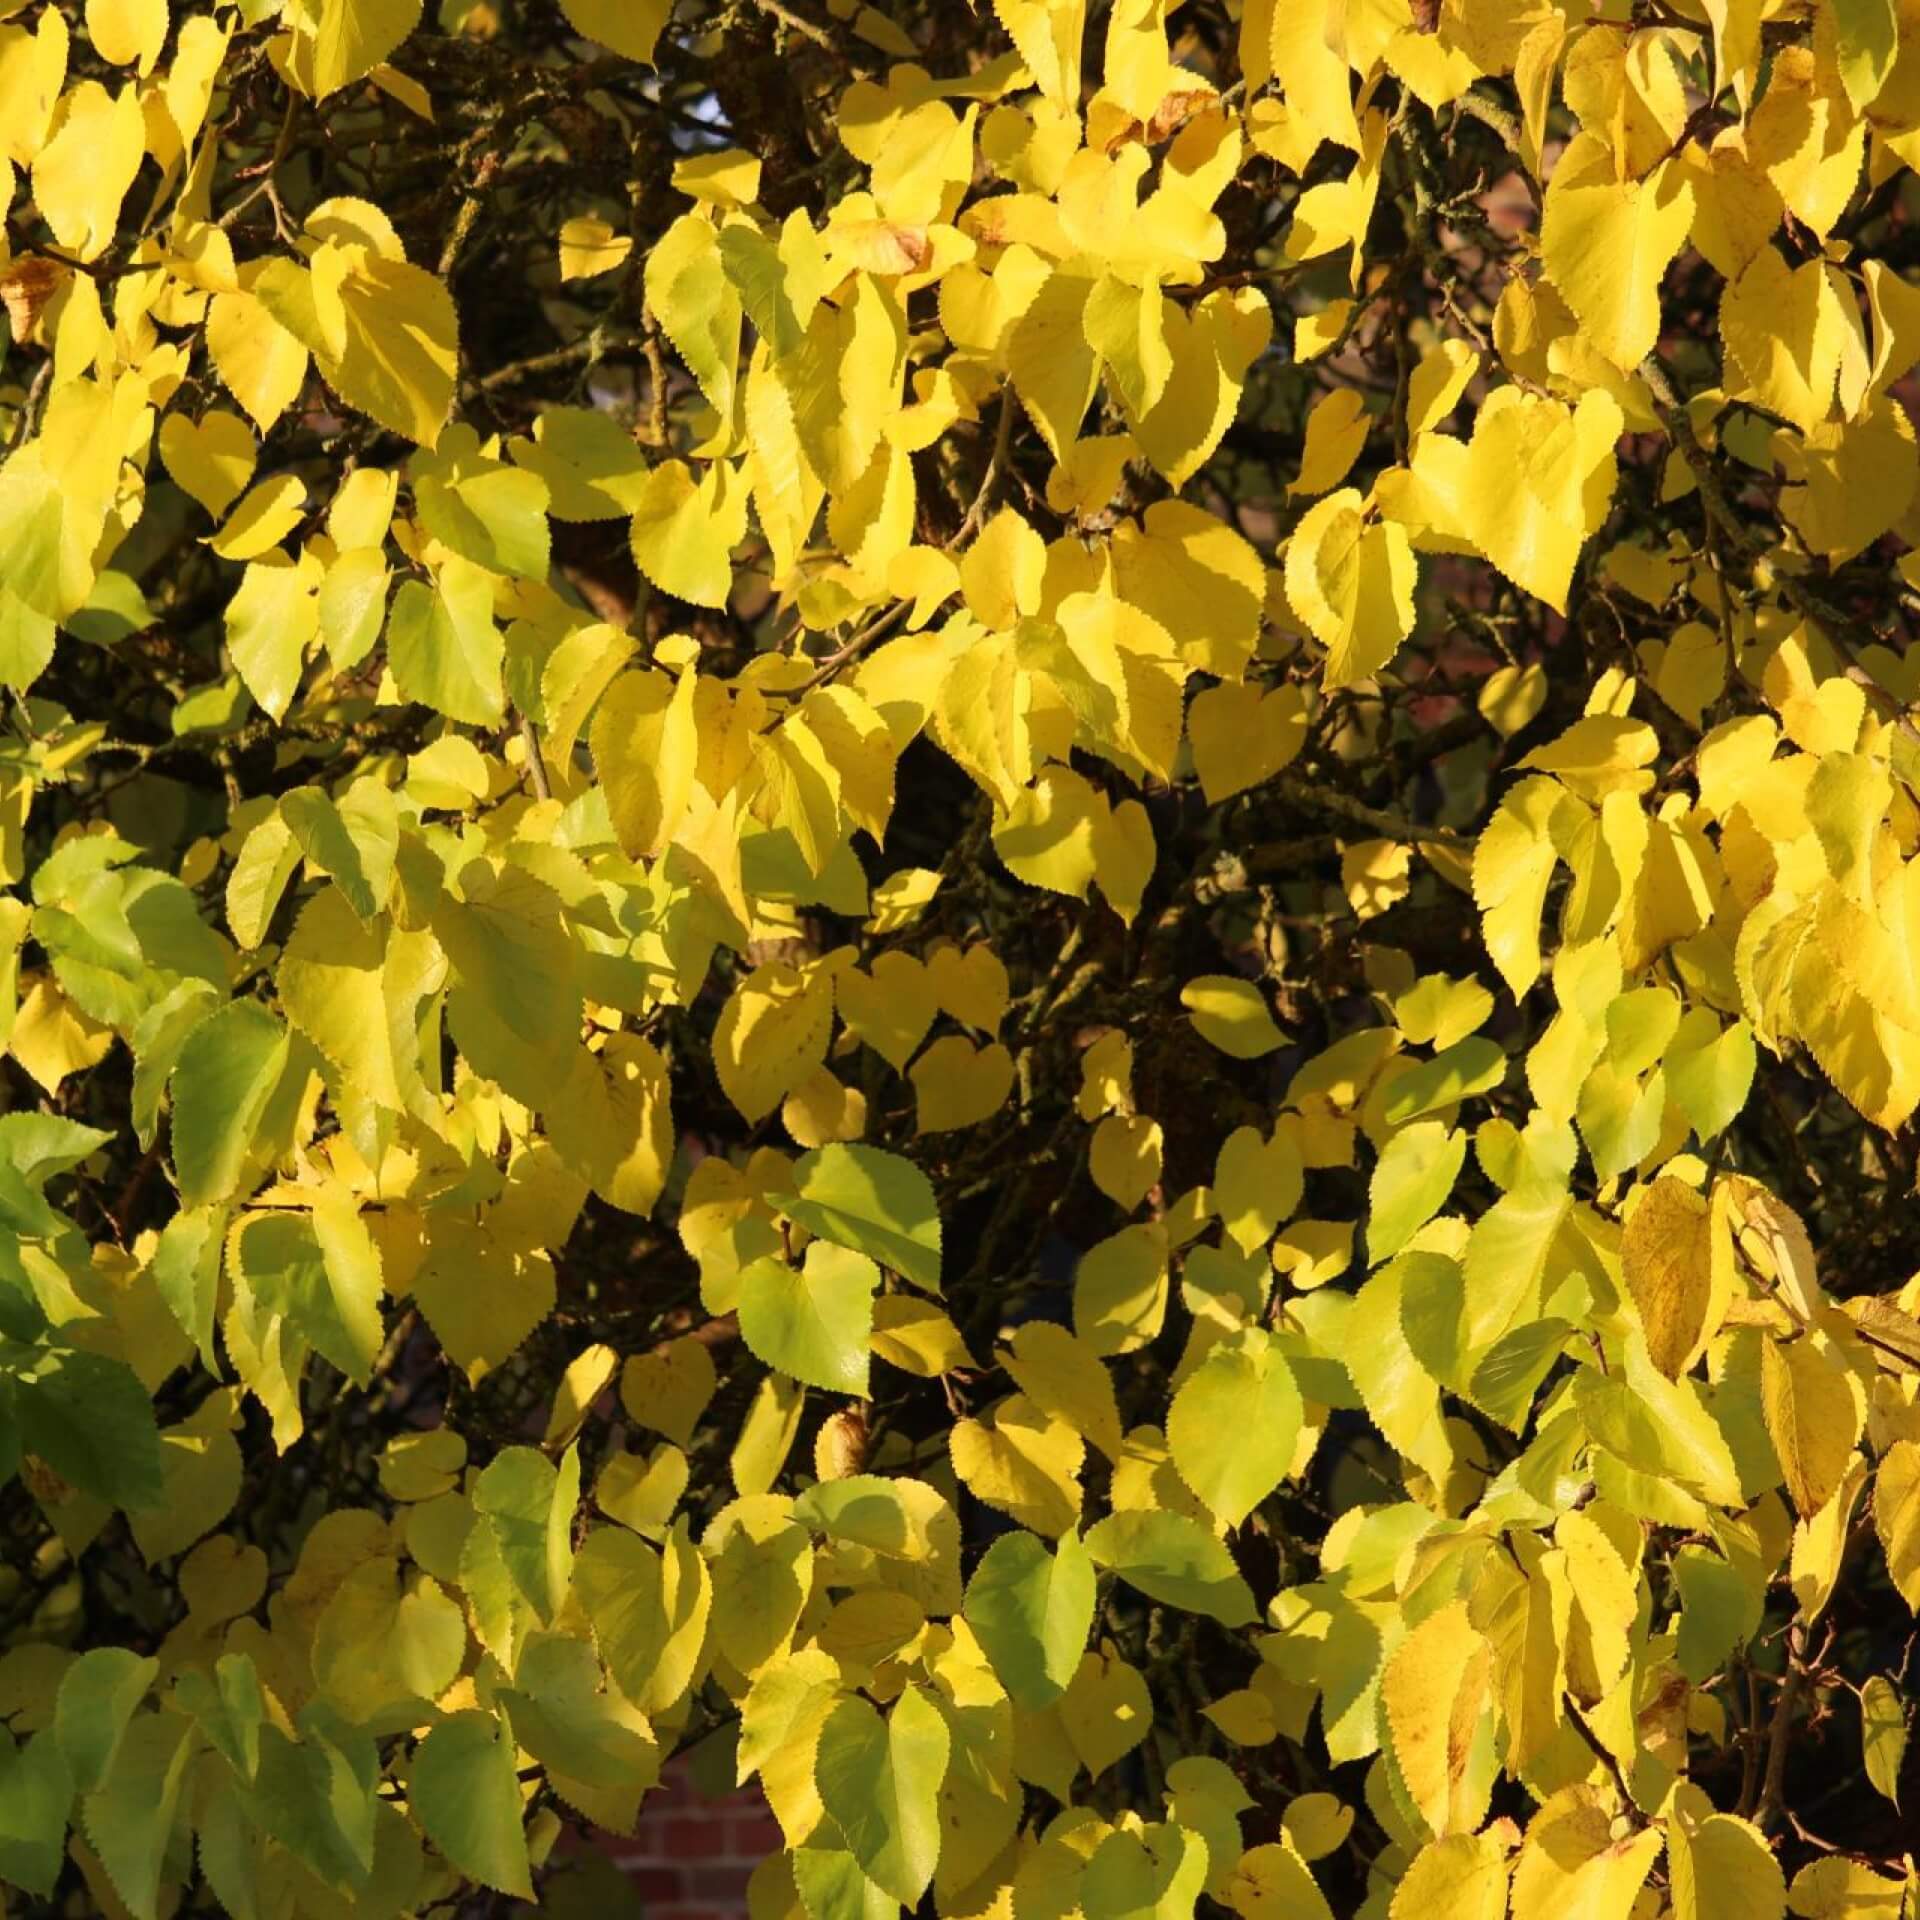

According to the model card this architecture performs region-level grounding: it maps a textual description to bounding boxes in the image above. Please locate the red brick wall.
[590,1760,777,1920]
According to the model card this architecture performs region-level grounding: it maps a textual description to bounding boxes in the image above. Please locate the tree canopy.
[1,0,1919,1915]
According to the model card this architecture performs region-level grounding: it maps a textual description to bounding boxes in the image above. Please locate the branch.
[1274,774,1468,848]
[1756,1622,1809,1832]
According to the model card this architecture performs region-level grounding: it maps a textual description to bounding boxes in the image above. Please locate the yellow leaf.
[1293,300,1353,362]
[1509,1786,1663,1920]
[411,1221,555,1380]
[1667,1785,1785,1920]
[1290,387,1370,497]
[1389,1834,1509,1920]
[1073,1223,1169,1355]
[911,1034,1014,1133]
[1056,1643,1152,1778]
[207,290,310,434]
[1187,680,1308,805]
[872,1294,973,1377]
[1381,1599,1494,1837]
[591,666,698,860]
[1762,1330,1865,1517]
[991,0,1085,111]
[558,0,672,62]
[207,474,307,562]
[157,409,257,520]
[1284,488,1417,687]
[999,1320,1125,1461]
[837,951,937,1072]
[1181,975,1285,1059]
[959,507,1045,631]
[1111,499,1268,680]
[621,1334,719,1446]
[10,975,113,1091]
[1540,134,1696,371]
[32,80,143,264]
[1128,285,1270,485]
[1406,340,1479,441]
[926,943,1009,1032]
[1467,388,1624,610]
[315,249,459,447]
[950,1393,1085,1535]
[714,958,836,1124]
[630,459,749,609]
[296,0,425,98]
[1089,1113,1163,1213]
[1008,269,1101,458]
[1785,1858,1906,1919]
[1719,247,1850,434]
[550,1034,675,1216]
[1342,839,1411,920]
[559,215,633,281]
[85,0,166,73]
[1620,1176,1722,1378]
[1215,1122,1303,1255]
[1876,1439,1920,1611]
[1224,1841,1333,1920]
[1205,1688,1280,1747]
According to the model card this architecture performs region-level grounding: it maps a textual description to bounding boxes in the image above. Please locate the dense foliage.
[2,0,1920,1913]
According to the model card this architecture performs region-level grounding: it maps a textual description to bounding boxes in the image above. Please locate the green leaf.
[280,783,399,924]
[150,1207,225,1374]
[719,222,816,359]
[738,1242,878,1396]
[172,1653,265,1782]
[433,858,583,1109]
[1379,1037,1507,1126]
[962,1527,1095,1710]
[1665,1009,1756,1141]
[814,1685,950,1905]
[0,1727,72,1896]
[495,1632,658,1789]
[130,981,219,1150]
[1368,1121,1468,1263]
[16,1346,163,1510]
[1081,1822,1211,1920]
[1672,1544,1763,1685]
[792,1846,900,1920]
[386,561,504,726]
[1083,1510,1257,1625]
[169,999,292,1207]
[245,1711,378,1892]
[573,1518,710,1717]
[473,1443,580,1625]
[231,1208,383,1387]
[312,1558,467,1727]
[56,1647,158,1793]
[1165,1327,1303,1530]
[79,1710,196,1920]
[410,1708,534,1900]
[783,1143,943,1293]
[412,427,552,580]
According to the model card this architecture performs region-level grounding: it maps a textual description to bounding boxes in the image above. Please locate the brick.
[688,1866,755,1902]
[623,1867,689,1901]
[728,1814,787,1857]
[664,1817,729,1859]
